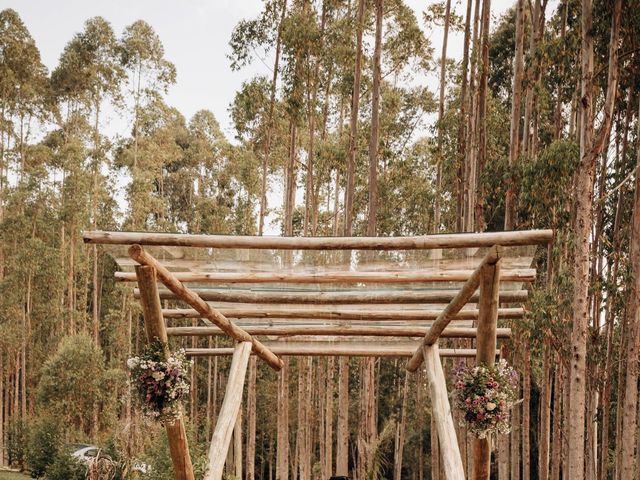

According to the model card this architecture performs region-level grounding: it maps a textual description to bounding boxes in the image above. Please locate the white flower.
[152,371,165,381]
[127,357,139,369]
[486,402,497,411]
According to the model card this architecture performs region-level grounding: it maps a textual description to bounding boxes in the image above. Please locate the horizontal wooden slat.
[185,345,500,358]
[116,269,536,283]
[84,229,553,250]
[162,306,525,320]
[139,288,528,305]
[167,325,512,338]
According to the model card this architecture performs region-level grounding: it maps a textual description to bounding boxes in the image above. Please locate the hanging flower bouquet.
[451,359,519,439]
[127,342,192,423]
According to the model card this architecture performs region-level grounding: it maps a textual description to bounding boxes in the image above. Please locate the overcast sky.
[3,0,526,140]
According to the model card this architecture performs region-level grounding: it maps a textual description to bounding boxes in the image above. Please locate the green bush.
[44,453,86,480]
[27,417,61,477]
[6,418,27,468]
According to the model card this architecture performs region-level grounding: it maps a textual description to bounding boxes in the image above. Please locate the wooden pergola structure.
[84,229,552,480]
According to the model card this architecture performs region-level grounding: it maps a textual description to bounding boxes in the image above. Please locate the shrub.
[7,418,27,469]
[27,417,62,477]
[45,453,86,480]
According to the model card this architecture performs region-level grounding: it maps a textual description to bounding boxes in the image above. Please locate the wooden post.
[135,266,195,480]
[423,344,466,480]
[473,261,501,480]
[205,341,252,480]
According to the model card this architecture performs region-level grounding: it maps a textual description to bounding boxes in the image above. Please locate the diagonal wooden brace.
[406,245,502,372]
[204,342,252,480]
[129,244,283,371]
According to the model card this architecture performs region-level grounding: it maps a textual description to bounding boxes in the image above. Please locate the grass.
[0,471,30,479]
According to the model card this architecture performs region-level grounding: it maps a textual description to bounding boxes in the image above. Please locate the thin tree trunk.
[367,0,383,237]
[336,357,349,476]
[324,357,335,477]
[344,0,366,235]
[539,342,551,480]
[246,356,257,480]
[393,373,409,480]
[457,0,473,232]
[620,95,640,480]
[568,2,620,478]
[259,0,287,236]
[276,358,290,480]
[504,0,525,230]
[434,0,451,233]
[474,0,491,232]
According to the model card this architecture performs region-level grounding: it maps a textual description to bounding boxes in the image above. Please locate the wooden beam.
[84,228,553,250]
[116,268,536,283]
[135,266,195,480]
[423,344,466,480]
[204,342,252,480]
[167,325,512,339]
[185,345,498,358]
[162,306,525,321]
[406,246,502,372]
[129,245,283,371]
[473,261,501,480]
[142,287,527,305]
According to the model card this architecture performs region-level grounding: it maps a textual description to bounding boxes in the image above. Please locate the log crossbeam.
[84,229,553,250]
[166,325,512,338]
[129,244,283,371]
[406,246,502,371]
[161,307,525,321]
[116,268,535,283]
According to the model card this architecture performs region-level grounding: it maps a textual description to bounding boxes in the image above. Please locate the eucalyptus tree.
[51,16,124,346]
[120,20,176,169]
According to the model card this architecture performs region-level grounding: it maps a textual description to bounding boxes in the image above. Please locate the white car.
[67,444,110,464]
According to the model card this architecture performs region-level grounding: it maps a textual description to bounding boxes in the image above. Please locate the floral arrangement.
[127,341,192,423]
[451,359,519,438]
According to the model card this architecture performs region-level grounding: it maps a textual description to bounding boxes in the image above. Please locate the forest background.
[0,0,638,480]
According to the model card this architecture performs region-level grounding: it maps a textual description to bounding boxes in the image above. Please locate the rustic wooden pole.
[162,306,525,321]
[205,341,252,480]
[184,345,497,358]
[406,246,502,371]
[472,261,501,480]
[135,265,195,480]
[116,268,536,284]
[423,344,466,480]
[129,245,283,370]
[166,325,512,339]
[144,287,526,305]
[84,228,553,250]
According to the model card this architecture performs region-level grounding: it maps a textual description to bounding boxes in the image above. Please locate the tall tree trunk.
[539,343,551,480]
[504,0,526,230]
[434,0,451,233]
[336,357,349,476]
[393,373,409,480]
[457,0,473,231]
[259,0,287,235]
[620,95,640,480]
[367,0,383,236]
[344,0,366,235]
[523,345,531,480]
[246,356,257,480]
[474,0,491,232]
[276,358,290,480]
[568,1,620,478]
[324,357,335,478]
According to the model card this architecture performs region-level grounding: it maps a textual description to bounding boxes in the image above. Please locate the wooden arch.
[84,229,552,480]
